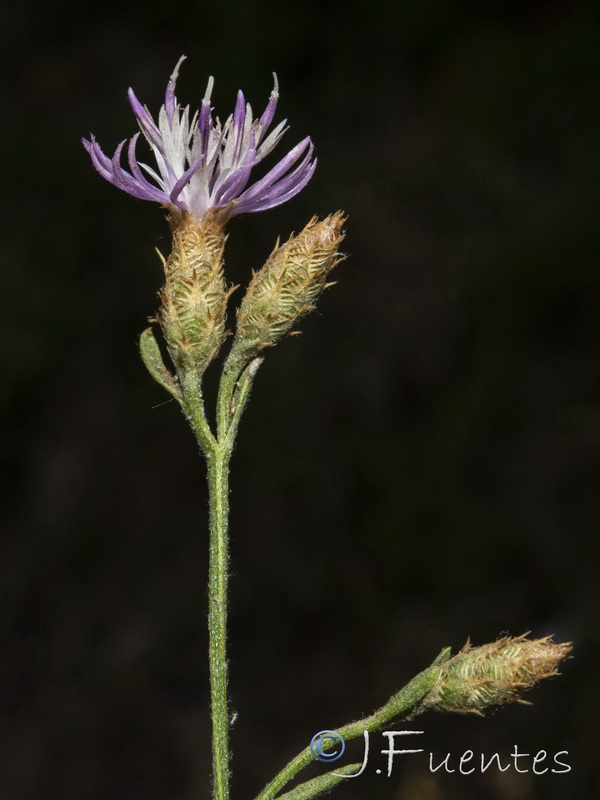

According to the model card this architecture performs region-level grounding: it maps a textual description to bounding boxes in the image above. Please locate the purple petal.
[84,136,116,182]
[198,76,214,144]
[232,90,246,133]
[227,90,248,165]
[235,137,313,205]
[127,88,163,151]
[266,142,315,196]
[127,134,171,203]
[112,143,164,201]
[213,131,257,205]
[234,156,317,215]
[165,56,186,124]
[109,140,160,200]
[257,74,279,140]
[168,151,206,206]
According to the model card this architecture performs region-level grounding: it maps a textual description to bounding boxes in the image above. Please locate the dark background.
[2,1,599,798]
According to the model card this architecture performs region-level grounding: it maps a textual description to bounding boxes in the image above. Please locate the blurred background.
[1,0,599,798]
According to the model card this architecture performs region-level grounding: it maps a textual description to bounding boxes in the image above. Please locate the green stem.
[195,356,259,800]
[255,651,449,800]
[178,365,233,800]
[180,370,216,452]
[174,351,259,800]
[216,349,247,442]
[207,444,232,800]
[273,764,362,800]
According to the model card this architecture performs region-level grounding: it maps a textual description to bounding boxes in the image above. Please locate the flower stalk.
[255,652,448,800]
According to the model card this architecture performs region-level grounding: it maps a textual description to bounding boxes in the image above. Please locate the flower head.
[82,57,316,221]
[234,212,346,358]
[423,634,572,715]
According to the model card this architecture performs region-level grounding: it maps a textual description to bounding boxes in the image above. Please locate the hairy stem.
[207,445,232,800]
[197,358,258,800]
[179,367,235,800]
[255,653,449,800]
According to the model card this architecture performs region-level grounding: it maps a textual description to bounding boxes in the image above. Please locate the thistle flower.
[82,57,316,221]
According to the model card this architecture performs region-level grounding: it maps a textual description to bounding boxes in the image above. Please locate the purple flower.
[82,57,316,219]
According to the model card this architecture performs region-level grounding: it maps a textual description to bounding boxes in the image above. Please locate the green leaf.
[139,327,182,402]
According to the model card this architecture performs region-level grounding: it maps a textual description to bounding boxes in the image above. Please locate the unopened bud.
[232,212,346,361]
[157,210,229,375]
[423,634,572,715]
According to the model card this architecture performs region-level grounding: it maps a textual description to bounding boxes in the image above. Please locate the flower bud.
[157,209,229,376]
[232,212,346,361]
[423,634,572,715]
